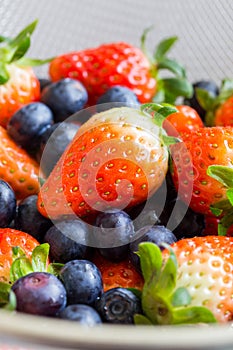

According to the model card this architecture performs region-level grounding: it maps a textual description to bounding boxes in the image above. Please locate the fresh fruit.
[135,236,233,324]
[93,208,135,261]
[93,252,144,291]
[163,105,204,137]
[37,121,80,177]
[41,78,88,122]
[58,304,102,325]
[0,228,39,283]
[7,102,54,153]
[59,259,103,306]
[0,180,16,228]
[14,195,52,243]
[37,105,175,221]
[49,32,193,105]
[97,85,140,107]
[44,219,92,263]
[0,21,51,128]
[0,126,40,200]
[184,80,219,121]
[95,287,142,324]
[170,126,233,217]
[11,271,67,316]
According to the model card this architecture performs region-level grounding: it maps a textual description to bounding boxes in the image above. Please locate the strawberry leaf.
[138,242,163,283]
[10,35,31,63]
[31,243,50,272]
[161,77,193,101]
[207,165,233,188]
[8,20,38,51]
[157,57,186,78]
[4,290,17,311]
[134,314,154,325]
[10,257,33,283]
[195,88,216,111]
[171,287,191,307]
[18,57,54,67]
[0,282,11,306]
[47,262,64,276]
[0,62,9,84]
[172,306,217,324]
[154,37,178,61]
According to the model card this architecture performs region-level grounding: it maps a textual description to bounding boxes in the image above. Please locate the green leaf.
[141,103,178,127]
[171,287,191,307]
[140,26,153,58]
[220,79,233,93]
[17,57,54,67]
[218,223,227,237]
[10,257,33,283]
[162,77,194,100]
[10,35,31,62]
[154,36,178,61]
[8,20,38,50]
[207,165,233,188]
[134,314,154,325]
[127,288,142,299]
[218,207,233,236]
[155,245,177,296]
[0,282,11,305]
[162,134,180,147]
[138,242,163,283]
[195,88,216,112]
[157,57,186,78]
[226,188,233,206]
[0,62,9,84]
[4,290,17,311]
[47,263,64,276]
[210,206,223,217]
[172,306,217,324]
[31,243,50,272]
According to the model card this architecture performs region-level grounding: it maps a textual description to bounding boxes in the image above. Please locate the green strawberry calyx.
[134,242,217,325]
[0,243,64,310]
[140,27,193,104]
[0,19,53,85]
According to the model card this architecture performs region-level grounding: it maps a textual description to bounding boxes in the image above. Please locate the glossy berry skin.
[44,219,92,263]
[0,228,39,283]
[49,42,156,105]
[129,225,177,272]
[95,287,142,324]
[215,95,233,126]
[97,86,140,107]
[0,126,40,200]
[184,80,219,120]
[41,78,88,122]
[0,180,16,228]
[7,102,54,152]
[58,304,102,325]
[12,272,67,316]
[170,126,233,216]
[14,195,52,243]
[36,122,80,177]
[93,209,135,261]
[59,259,103,306]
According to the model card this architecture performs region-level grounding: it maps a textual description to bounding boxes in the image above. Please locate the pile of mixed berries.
[0,20,232,327]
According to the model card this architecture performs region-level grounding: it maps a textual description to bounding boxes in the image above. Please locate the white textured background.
[0,0,233,85]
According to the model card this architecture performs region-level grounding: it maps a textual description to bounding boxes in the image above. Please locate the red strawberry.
[0,228,39,283]
[37,105,174,220]
[0,126,40,199]
[0,20,51,127]
[93,252,144,292]
[170,126,233,217]
[137,236,233,325]
[49,33,192,105]
[163,105,204,137]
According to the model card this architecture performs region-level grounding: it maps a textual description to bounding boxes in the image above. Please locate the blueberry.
[184,80,219,120]
[59,260,103,306]
[14,195,52,242]
[11,272,67,317]
[92,209,135,261]
[7,102,54,153]
[97,86,140,112]
[58,304,102,326]
[41,78,88,122]
[44,219,92,263]
[129,225,177,272]
[95,287,141,324]
[0,180,16,227]
[38,78,51,92]
[37,122,80,177]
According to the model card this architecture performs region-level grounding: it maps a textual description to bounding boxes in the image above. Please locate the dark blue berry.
[97,86,140,111]
[7,102,54,153]
[37,122,80,177]
[59,260,103,306]
[0,180,16,228]
[38,78,51,92]
[129,225,177,272]
[11,272,67,316]
[41,78,88,122]
[14,195,52,242]
[44,219,92,263]
[58,304,102,325]
[184,80,219,120]
[93,209,135,261]
[95,287,141,324]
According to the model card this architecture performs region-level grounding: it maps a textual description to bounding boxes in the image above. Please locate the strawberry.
[0,228,39,283]
[135,236,233,325]
[49,30,193,105]
[93,252,144,292]
[163,105,204,137]
[0,20,51,127]
[0,126,40,199]
[37,104,177,221]
[170,126,233,217]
